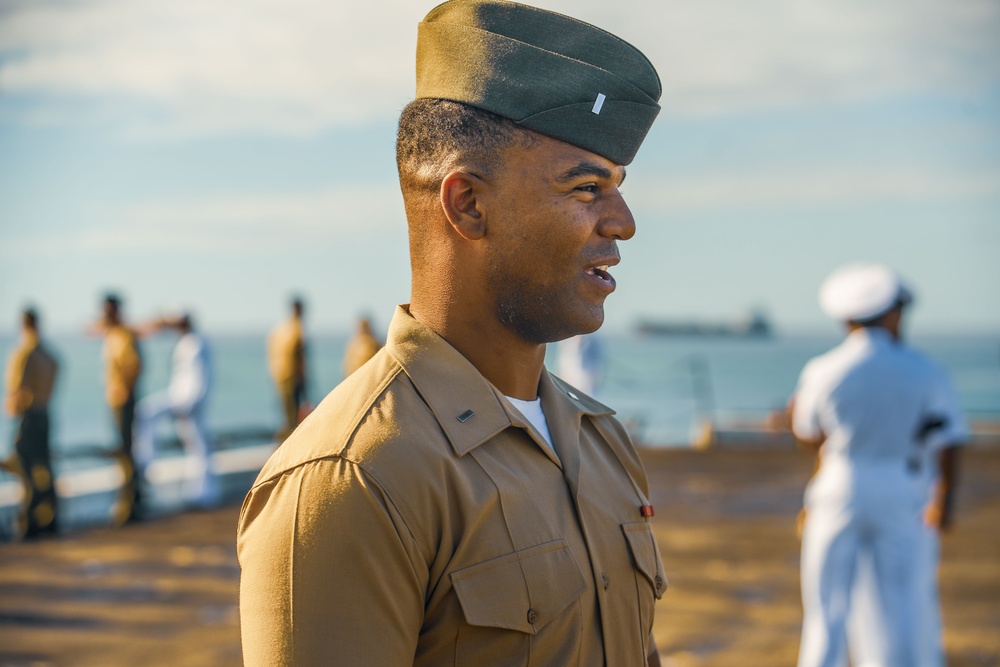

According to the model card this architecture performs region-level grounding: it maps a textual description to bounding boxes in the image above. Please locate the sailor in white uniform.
[556,332,606,398]
[793,263,961,667]
[845,351,967,667]
[135,313,220,509]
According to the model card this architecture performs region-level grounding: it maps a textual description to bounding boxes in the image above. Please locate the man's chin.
[495,291,606,344]
[549,307,605,343]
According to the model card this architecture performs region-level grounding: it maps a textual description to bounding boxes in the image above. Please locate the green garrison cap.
[416,0,662,166]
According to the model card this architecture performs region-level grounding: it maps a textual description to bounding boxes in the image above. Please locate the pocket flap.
[622,522,667,599]
[451,539,587,635]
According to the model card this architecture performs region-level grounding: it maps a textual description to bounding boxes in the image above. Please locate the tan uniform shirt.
[103,325,141,408]
[4,332,58,415]
[267,317,305,385]
[239,306,666,666]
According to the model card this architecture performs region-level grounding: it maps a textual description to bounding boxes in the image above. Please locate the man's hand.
[795,450,825,540]
[4,388,31,417]
[927,445,961,533]
[924,501,950,533]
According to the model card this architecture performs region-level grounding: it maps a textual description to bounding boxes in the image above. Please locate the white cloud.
[0,0,421,136]
[544,0,1000,115]
[1,0,998,136]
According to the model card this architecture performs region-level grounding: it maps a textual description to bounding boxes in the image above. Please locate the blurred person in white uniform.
[792,263,962,667]
[135,312,220,509]
[845,353,967,666]
[556,332,606,398]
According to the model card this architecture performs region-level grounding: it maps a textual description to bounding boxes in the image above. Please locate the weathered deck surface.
[1,442,998,666]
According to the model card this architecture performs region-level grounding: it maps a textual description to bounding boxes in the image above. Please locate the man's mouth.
[587,265,613,282]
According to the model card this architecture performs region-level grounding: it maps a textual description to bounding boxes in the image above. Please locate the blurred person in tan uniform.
[342,315,382,377]
[4,308,59,537]
[267,297,308,441]
[90,293,143,522]
[238,1,666,665]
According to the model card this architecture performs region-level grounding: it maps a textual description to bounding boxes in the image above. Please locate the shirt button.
[654,575,665,590]
[527,608,538,625]
[602,574,609,590]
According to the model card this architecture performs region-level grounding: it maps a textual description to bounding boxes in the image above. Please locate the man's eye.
[577,184,598,194]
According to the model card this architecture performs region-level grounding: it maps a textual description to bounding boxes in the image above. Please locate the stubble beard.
[487,265,603,345]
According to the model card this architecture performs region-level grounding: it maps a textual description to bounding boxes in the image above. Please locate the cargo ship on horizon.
[636,309,774,338]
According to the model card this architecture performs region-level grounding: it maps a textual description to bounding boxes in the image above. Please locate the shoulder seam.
[249,359,407,489]
[248,446,430,572]
[337,359,406,458]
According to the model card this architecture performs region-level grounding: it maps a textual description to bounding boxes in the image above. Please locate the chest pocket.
[622,522,667,600]
[451,538,587,634]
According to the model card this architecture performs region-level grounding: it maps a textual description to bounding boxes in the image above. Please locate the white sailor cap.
[819,263,913,322]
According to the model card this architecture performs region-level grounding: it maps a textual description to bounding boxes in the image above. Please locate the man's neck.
[408,303,545,400]
[846,323,899,342]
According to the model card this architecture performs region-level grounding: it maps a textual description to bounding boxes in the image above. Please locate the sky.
[1,0,999,337]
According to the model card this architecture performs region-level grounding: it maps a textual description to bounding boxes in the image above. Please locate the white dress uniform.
[136,330,220,508]
[846,362,968,667]
[794,263,955,667]
[556,333,606,398]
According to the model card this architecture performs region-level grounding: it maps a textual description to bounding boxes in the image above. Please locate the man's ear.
[440,170,487,240]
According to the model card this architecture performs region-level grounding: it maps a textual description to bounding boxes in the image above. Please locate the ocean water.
[596,333,1000,444]
[1,330,998,454]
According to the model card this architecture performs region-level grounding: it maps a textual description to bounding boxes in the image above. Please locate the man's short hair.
[22,307,38,330]
[850,298,907,328]
[104,293,122,309]
[396,99,537,196]
[291,297,304,316]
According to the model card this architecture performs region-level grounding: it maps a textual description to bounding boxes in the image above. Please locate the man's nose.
[599,189,636,241]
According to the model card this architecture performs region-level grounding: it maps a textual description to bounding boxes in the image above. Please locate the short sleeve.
[926,366,969,450]
[238,457,428,666]
[792,362,824,441]
[5,347,29,396]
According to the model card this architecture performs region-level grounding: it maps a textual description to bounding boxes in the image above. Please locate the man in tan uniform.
[95,294,143,522]
[4,308,59,538]
[267,297,308,441]
[342,315,382,378]
[238,1,665,665]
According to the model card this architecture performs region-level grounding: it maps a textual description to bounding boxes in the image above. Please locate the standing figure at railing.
[134,312,220,511]
[342,315,382,379]
[88,293,143,524]
[267,296,309,442]
[3,307,59,538]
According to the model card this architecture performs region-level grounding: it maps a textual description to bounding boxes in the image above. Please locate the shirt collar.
[543,370,615,418]
[847,326,897,347]
[384,305,614,457]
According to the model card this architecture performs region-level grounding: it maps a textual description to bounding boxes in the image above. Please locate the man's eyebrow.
[555,163,614,183]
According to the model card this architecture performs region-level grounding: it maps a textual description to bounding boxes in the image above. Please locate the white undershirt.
[505,395,557,460]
